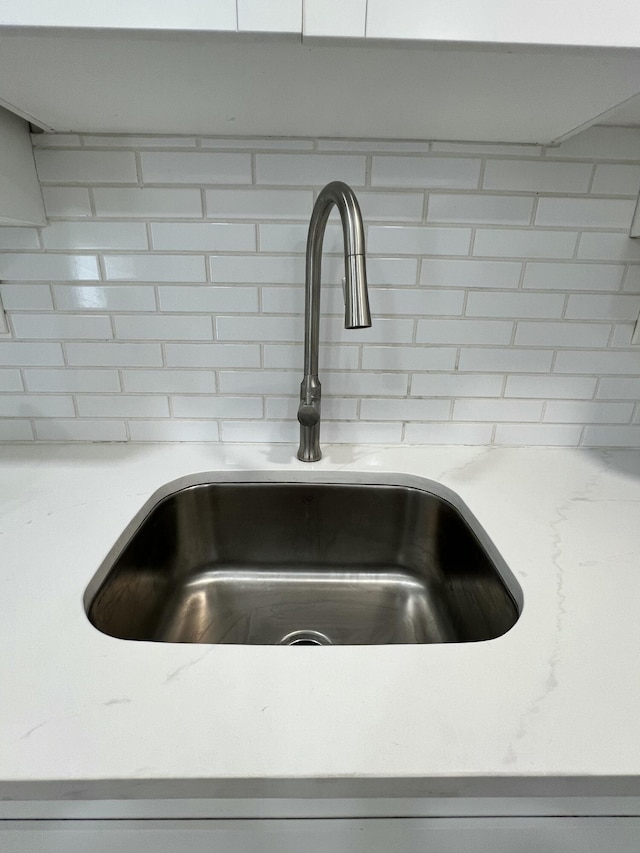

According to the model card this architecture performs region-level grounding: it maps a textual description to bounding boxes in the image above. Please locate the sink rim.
[83,470,524,626]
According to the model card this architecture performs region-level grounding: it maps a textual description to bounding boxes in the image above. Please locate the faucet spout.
[297,181,371,463]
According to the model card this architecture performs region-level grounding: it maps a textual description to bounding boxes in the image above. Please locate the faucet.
[297,181,371,462]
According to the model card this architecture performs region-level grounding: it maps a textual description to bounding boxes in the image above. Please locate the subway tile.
[141,152,252,184]
[466,292,564,319]
[205,189,313,219]
[218,371,297,395]
[404,422,493,444]
[11,314,112,340]
[158,285,258,313]
[362,346,456,372]
[360,398,451,421]
[308,421,403,444]
[582,426,640,446]
[483,160,592,193]
[0,254,99,281]
[591,164,640,197]
[34,150,137,183]
[453,399,543,422]
[128,421,220,442]
[53,284,156,312]
[411,373,503,398]
[597,378,640,400]
[420,259,522,289]
[372,288,464,316]
[544,401,633,424]
[266,397,358,420]
[237,0,301,32]
[505,375,597,399]
[220,420,296,443]
[473,229,578,259]
[24,369,120,392]
[578,233,640,262]
[368,226,471,255]
[76,395,170,418]
[104,255,206,282]
[263,344,359,370]
[522,262,624,291]
[319,372,408,396]
[216,315,301,342]
[165,343,260,368]
[0,394,74,418]
[458,348,553,373]
[554,350,640,374]
[609,324,634,348]
[550,127,640,161]
[261,285,341,315]
[201,138,314,151]
[255,154,366,186]
[114,314,213,341]
[210,255,304,283]
[416,319,512,345]
[535,198,635,228]
[428,194,534,225]
[623,265,640,292]
[93,188,203,218]
[371,156,481,189]
[514,321,611,348]
[42,222,148,250]
[259,223,344,254]
[83,135,197,148]
[151,222,256,251]
[34,419,127,441]
[494,424,582,446]
[41,187,92,218]
[65,342,162,367]
[0,228,40,250]
[565,294,640,321]
[356,191,424,222]
[0,284,53,310]
[0,420,34,440]
[171,395,263,419]
[0,342,64,366]
[0,369,23,391]
[321,317,414,344]
[323,256,419,286]
[122,370,216,393]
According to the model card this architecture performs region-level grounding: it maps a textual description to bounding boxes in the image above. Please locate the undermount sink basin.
[85,473,522,646]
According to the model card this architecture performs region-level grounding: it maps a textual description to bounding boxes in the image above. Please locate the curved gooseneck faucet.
[297,181,371,462]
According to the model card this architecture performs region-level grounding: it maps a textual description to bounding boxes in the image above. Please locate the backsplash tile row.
[1,127,640,445]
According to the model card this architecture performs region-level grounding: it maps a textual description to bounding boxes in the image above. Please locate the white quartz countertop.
[2,443,640,803]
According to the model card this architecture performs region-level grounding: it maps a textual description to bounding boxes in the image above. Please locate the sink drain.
[278,630,333,646]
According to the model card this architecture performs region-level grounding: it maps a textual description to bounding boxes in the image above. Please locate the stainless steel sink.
[85,473,522,646]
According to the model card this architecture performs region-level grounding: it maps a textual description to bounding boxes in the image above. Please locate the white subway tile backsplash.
[428,194,534,226]
[482,160,592,193]
[141,152,252,185]
[416,319,512,345]
[522,262,624,291]
[42,222,149,250]
[165,343,260,368]
[53,284,156,312]
[466,291,564,319]
[473,229,578,259]
[94,188,203,219]
[24,369,120,392]
[3,128,640,447]
[0,254,99,281]
[158,285,258,313]
[371,157,481,189]
[255,154,366,186]
[514,321,611,348]
[114,314,213,341]
[420,259,522,289]
[11,313,112,340]
[151,222,256,251]
[0,284,53,311]
[536,198,636,228]
[368,226,471,256]
[205,189,313,220]
[104,255,207,282]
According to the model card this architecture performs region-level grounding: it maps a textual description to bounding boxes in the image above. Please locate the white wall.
[0,127,639,446]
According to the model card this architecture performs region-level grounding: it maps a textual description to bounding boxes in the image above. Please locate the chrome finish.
[86,475,521,646]
[297,181,371,463]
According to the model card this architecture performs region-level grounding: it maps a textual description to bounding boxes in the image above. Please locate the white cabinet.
[0,107,45,227]
[1,817,640,853]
